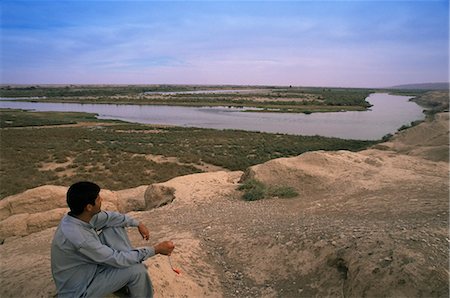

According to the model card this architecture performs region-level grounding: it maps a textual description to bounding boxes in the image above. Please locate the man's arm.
[90,211,139,230]
[79,237,154,268]
[79,238,175,268]
[90,211,150,240]
[93,211,152,241]
[138,222,150,240]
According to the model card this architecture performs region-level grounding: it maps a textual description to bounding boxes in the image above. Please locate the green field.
[0,109,377,198]
[0,85,374,113]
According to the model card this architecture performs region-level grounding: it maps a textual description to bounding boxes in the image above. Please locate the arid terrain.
[0,108,448,297]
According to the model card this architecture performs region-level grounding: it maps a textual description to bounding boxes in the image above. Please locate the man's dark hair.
[67,181,100,215]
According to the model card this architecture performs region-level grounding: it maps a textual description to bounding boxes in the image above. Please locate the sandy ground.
[0,112,448,297]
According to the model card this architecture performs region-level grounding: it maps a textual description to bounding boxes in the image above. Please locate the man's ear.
[85,204,93,212]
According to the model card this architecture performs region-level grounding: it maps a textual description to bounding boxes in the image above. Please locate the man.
[51,181,174,298]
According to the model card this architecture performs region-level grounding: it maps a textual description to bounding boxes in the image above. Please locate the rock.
[115,185,147,213]
[100,189,119,207]
[0,213,29,240]
[0,200,11,222]
[27,208,68,234]
[0,185,67,221]
[0,187,120,241]
[154,171,242,205]
[101,201,118,212]
[144,184,176,210]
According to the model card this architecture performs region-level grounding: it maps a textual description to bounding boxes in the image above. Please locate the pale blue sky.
[1,0,448,87]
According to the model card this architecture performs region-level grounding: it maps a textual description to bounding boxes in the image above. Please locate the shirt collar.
[64,213,93,229]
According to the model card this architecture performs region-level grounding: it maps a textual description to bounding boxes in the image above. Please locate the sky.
[0,0,448,88]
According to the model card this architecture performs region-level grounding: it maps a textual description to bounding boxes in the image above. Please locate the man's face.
[91,195,102,214]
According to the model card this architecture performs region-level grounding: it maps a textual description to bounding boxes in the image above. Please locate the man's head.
[67,181,101,216]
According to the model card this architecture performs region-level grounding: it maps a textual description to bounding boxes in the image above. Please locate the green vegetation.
[0,85,374,113]
[0,109,377,198]
[0,85,195,97]
[398,120,424,131]
[238,178,299,201]
[381,133,393,142]
[0,109,102,127]
[383,89,427,97]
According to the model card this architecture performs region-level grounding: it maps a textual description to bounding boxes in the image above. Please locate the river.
[0,93,424,140]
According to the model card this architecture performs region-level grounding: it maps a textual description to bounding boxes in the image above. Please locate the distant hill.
[389,82,449,90]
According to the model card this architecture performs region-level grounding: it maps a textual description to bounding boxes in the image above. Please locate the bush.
[242,186,266,201]
[238,179,267,201]
[238,178,265,191]
[398,120,423,132]
[238,179,298,201]
[381,133,393,142]
[268,186,298,198]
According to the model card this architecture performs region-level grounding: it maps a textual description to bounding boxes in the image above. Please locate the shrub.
[381,133,393,142]
[238,179,299,201]
[238,178,264,191]
[268,185,298,198]
[398,120,423,132]
[238,179,267,201]
[242,185,266,201]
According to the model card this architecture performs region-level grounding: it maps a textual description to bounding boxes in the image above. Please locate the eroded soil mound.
[376,112,449,162]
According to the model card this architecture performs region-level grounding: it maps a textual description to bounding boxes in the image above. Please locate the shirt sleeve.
[90,211,139,230]
[79,237,155,268]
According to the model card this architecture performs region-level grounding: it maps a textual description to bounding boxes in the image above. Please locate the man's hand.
[154,241,175,256]
[138,222,150,240]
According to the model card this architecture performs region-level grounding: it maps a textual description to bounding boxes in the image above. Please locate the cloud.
[1,0,448,87]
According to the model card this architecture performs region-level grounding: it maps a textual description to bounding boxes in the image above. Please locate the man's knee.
[99,226,133,251]
[126,263,153,297]
[129,263,148,277]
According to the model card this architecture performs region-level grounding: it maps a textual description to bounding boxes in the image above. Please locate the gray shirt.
[51,211,155,297]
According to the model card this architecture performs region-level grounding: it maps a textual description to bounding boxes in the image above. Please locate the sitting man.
[51,181,174,298]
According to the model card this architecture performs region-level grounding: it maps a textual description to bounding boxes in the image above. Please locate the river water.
[0,93,424,140]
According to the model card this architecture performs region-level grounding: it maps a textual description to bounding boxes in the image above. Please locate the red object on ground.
[169,256,182,275]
